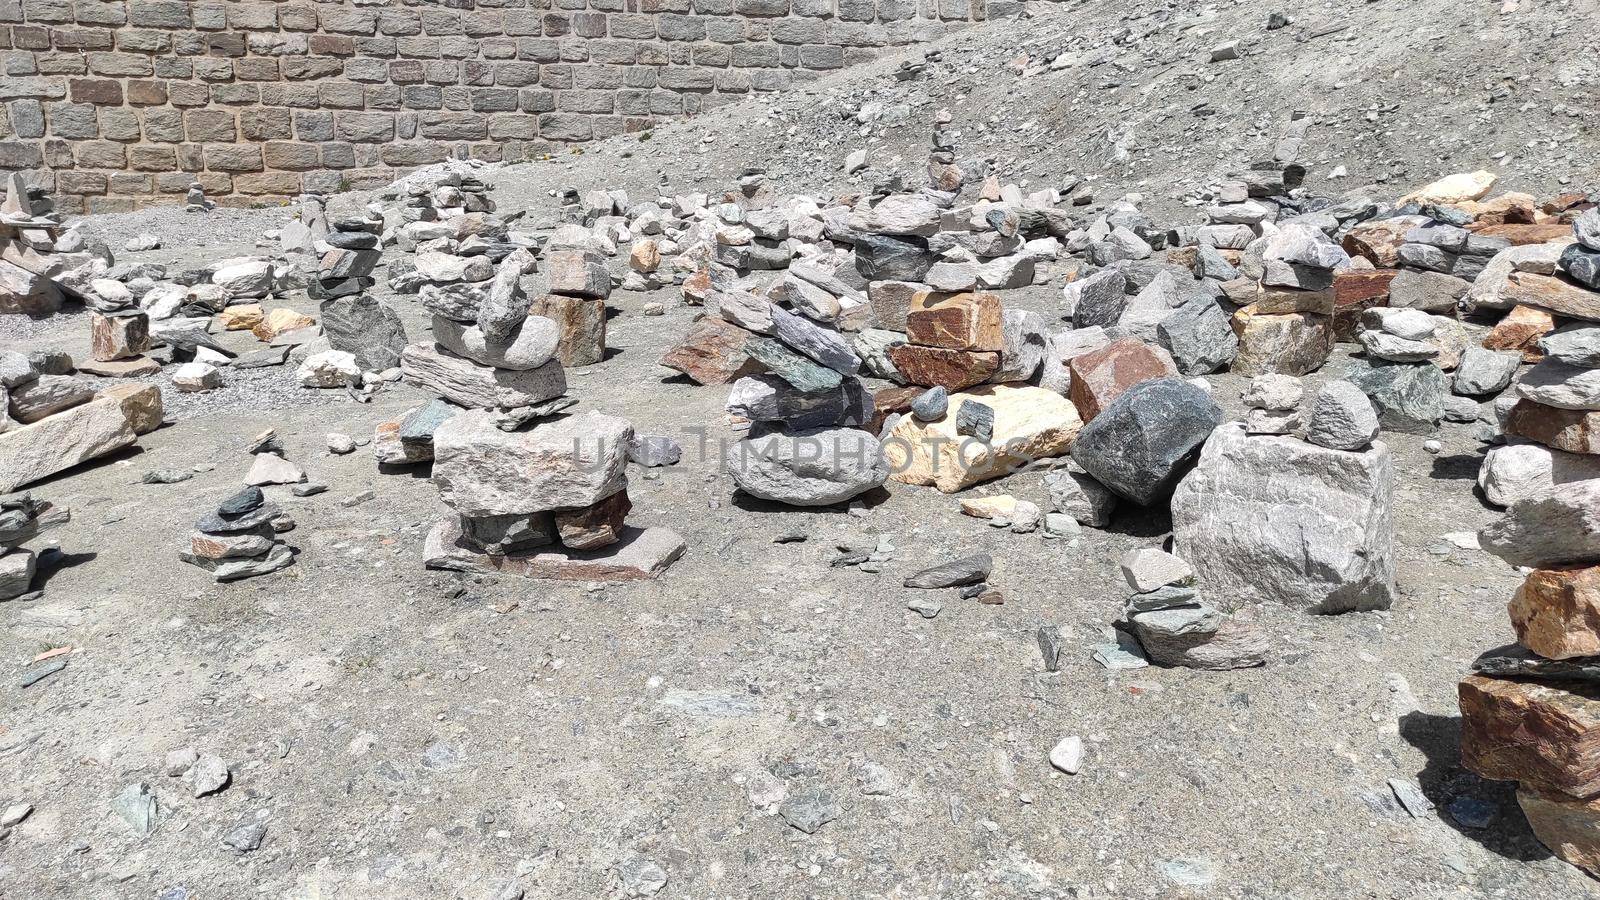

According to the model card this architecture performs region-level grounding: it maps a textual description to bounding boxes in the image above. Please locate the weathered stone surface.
[769,305,859,374]
[544,249,612,300]
[885,384,1081,493]
[244,453,305,487]
[181,542,295,582]
[1067,268,1129,329]
[1067,337,1178,423]
[867,280,926,331]
[90,312,151,362]
[1231,306,1332,376]
[0,548,36,601]
[1156,297,1238,376]
[745,337,845,393]
[1465,242,1571,313]
[1459,674,1600,798]
[530,294,606,367]
[1510,566,1600,660]
[854,233,934,282]
[1173,422,1395,613]
[885,344,1000,391]
[1132,614,1269,670]
[1479,480,1600,569]
[728,374,862,430]
[1506,400,1600,455]
[1387,269,1468,312]
[433,409,632,517]
[905,291,1003,352]
[189,527,276,561]
[1484,304,1557,362]
[320,295,408,372]
[1520,360,1600,411]
[729,426,887,506]
[553,489,632,551]
[1541,324,1600,368]
[294,352,358,389]
[432,314,559,371]
[994,308,1048,383]
[0,397,138,493]
[8,375,93,424]
[426,518,685,582]
[1344,359,1446,434]
[1069,378,1222,506]
[1044,460,1117,526]
[98,383,162,435]
[0,259,62,317]
[1479,442,1600,508]
[659,316,765,386]
[252,308,315,342]
[1332,270,1397,340]
[903,553,991,588]
[1505,273,1600,321]
[1453,346,1521,396]
[1517,786,1600,877]
[401,343,567,410]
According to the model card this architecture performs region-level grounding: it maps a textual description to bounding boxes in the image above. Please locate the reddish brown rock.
[1333,270,1397,341]
[1459,193,1538,227]
[530,293,607,367]
[1505,400,1600,455]
[1484,304,1556,362]
[553,489,632,551]
[869,385,924,434]
[1066,337,1177,423]
[1255,286,1334,316]
[1342,219,1417,267]
[906,291,1004,351]
[1517,786,1600,877]
[681,268,711,305]
[90,312,151,362]
[885,344,1000,391]
[1510,566,1600,660]
[1459,674,1600,798]
[658,316,765,385]
[1504,273,1600,321]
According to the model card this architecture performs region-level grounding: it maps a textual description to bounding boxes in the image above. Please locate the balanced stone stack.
[0,350,164,493]
[425,410,685,581]
[390,170,500,253]
[178,487,295,583]
[1461,478,1600,876]
[536,235,612,367]
[1170,378,1395,615]
[0,492,68,601]
[1117,548,1268,670]
[299,215,408,393]
[0,173,68,317]
[85,275,152,367]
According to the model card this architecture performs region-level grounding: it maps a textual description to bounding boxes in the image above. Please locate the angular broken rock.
[1484,304,1557,362]
[320,295,408,373]
[0,396,138,493]
[1509,566,1600,660]
[1131,612,1268,670]
[995,308,1048,383]
[1120,548,1193,593]
[432,409,632,517]
[1478,481,1600,569]
[244,453,305,487]
[8,374,93,424]
[1070,378,1223,506]
[1504,272,1600,322]
[1505,400,1600,455]
[295,351,359,389]
[658,316,765,386]
[1044,461,1117,526]
[1067,337,1178,423]
[90,312,151,362]
[1477,441,1600,508]
[728,426,887,506]
[884,384,1081,493]
[1516,786,1600,877]
[884,344,999,391]
[401,343,567,410]
[1518,360,1600,412]
[1172,422,1395,614]
[904,553,991,589]
[905,291,1003,352]
[1452,346,1522,396]
[1344,359,1445,435]
[432,314,560,372]
[530,293,607,367]
[1459,674,1600,798]
[1230,307,1332,376]
[1305,380,1381,451]
[1156,297,1238,376]
[543,248,612,299]
[553,489,632,551]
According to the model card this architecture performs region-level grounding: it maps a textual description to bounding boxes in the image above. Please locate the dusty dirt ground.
[5,0,1600,896]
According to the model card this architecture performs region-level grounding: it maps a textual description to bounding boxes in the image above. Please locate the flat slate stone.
[424,519,686,582]
[903,553,992,588]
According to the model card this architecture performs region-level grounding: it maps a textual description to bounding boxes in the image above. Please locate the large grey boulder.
[1479,481,1600,568]
[432,314,560,371]
[1452,346,1521,396]
[769,305,860,375]
[1067,268,1128,329]
[432,409,632,517]
[854,233,934,282]
[1171,422,1395,614]
[1478,441,1600,508]
[1156,296,1237,375]
[1070,378,1223,506]
[320,295,408,372]
[729,427,887,506]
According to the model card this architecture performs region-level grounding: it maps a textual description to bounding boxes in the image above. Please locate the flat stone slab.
[400,341,566,410]
[424,519,686,582]
[0,396,138,493]
[77,356,161,378]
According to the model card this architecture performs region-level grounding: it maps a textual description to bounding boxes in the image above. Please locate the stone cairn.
[0,173,73,317]
[178,486,295,583]
[185,181,214,213]
[537,232,612,367]
[0,492,68,602]
[295,213,408,397]
[1454,208,1600,878]
[424,409,686,582]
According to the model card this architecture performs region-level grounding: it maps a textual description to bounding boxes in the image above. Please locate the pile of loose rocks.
[0,492,68,602]
[424,410,685,581]
[178,486,295,583]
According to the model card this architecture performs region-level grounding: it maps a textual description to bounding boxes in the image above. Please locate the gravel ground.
[2,0,1599,897]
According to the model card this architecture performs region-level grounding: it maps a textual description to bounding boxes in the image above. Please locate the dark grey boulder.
[1343,358,1445,434]
[854,233,934,282]
[320,294,408,372]
[1069,378,1223,506]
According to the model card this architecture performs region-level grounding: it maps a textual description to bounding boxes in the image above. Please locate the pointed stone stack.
[301,214,408,393]
[424,409,685,581]
[178,487,294,583]
[1463,479,1600,877]
[0,173,67,317]
[0,492,68,601]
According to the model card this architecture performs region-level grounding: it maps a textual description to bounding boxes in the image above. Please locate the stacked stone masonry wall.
[0,0,1001,212]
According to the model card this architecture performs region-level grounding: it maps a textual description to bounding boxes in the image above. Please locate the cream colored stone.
[884,384,1082,493]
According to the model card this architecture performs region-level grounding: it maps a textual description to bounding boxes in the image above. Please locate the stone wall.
[0,0,997,213]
